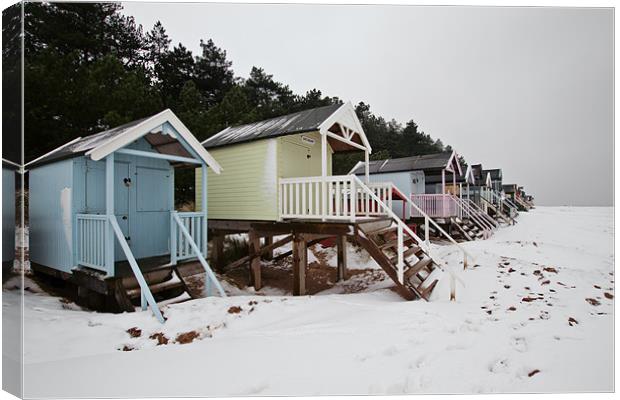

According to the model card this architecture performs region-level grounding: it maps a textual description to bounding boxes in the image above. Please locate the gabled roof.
[203,103,341,149]
[463,164,476,184]
[202,102,371,153]
[27,110,222,173]
[350,151,456,175]
[482,168,502,181]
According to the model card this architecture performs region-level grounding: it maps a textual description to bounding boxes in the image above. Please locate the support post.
[364,150,370,183]
[336,235,347,282]
[248,229,261,290]
[263,236,273,260]
[212,234,225,271]
[201,164,208,257]
[292,233,307,296]
[105,154,115,277]
[170,166,176,265]
[452,169,456,193]
[321,133,327,221]
[441,169,446,217]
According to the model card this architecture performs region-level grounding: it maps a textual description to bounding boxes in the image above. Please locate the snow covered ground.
[5,207,613,397]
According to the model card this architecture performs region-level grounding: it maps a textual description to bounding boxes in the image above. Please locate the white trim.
[464,164,476,185]
[2,159,21,168]
[444,150,462,176]
[86,109,222,174]
[318,102,372,154]
[24,136,83,167]
[325,131,367,151]
[115,148,202,164]
[347,160,364,175]
[486,172,492,187]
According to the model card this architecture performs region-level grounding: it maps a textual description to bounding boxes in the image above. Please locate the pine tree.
[193,39,235,108]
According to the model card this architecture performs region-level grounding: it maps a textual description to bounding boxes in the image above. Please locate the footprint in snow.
[511,336,528,353]
[489,358,510,373]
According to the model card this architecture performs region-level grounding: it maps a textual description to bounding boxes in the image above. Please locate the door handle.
[122,216,128,220]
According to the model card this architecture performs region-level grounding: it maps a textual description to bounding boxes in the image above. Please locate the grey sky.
[122,3,613,206]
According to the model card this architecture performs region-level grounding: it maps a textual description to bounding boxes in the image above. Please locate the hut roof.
[349,152,456,175]
[27,110,222,173]
[201,102,371,153]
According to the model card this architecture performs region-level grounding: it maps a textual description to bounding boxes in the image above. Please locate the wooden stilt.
[263,236,273,260]
[212,235,225,272]
[248,230,262,290]
[336,235,347,282]
[292,233,307,296]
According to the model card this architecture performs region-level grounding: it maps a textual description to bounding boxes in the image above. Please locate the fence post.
[397,225,404,284]
[170,212,177,265]
[350,177,357,222]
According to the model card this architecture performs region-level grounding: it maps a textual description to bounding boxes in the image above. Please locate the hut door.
[114,162,131,260]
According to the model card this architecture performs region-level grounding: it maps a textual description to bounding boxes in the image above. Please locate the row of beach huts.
[3,103,534,322]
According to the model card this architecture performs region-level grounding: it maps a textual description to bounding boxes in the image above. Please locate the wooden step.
[404,256,433,280]
[126,277,185,299]
[390,245,424,264]
[379,236,415,250]
[418,279,439,300]
[365,225,397,237]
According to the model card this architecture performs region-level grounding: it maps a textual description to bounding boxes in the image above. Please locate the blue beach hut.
[27,109,224,322]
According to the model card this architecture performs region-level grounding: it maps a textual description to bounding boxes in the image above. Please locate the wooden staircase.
[481,196,514,225]
[354,219,440,301]
[113,262,207,313]
[451,217,485,241]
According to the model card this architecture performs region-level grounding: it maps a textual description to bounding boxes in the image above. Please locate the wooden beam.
[248,230,262,290]
[272,236,330,262]
[250,221,352,236]
[292,234,307,296]
[336,235,347,282]
[224,234,294,271]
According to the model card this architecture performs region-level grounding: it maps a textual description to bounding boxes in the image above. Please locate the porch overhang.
[86,109,222,174]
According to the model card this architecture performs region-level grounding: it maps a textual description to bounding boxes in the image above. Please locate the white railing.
[352,176,428,284]
[75,214,108,273]
[450,196,494,236]
[278,175,393,221]
[109,215,165,323]
[362,182,393,216]
[410,194,457,218]
[463,198,499,229]
[171,212,226,298]
[171,212,207,261]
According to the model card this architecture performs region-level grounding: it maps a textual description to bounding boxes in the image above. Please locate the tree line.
[4,2,451,199]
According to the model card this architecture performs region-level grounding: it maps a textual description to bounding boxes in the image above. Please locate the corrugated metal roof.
[28,116,151,168]
[202,103,342,149]
[351,152,453,175]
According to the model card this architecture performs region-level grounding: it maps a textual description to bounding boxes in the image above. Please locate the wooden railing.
[410,194,457,218]
[278,176,393,221]
[75,214,108,273]
[171,212,207,262]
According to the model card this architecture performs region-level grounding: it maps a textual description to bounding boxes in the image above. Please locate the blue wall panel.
[361,170,425,219]
[29,159,75,272]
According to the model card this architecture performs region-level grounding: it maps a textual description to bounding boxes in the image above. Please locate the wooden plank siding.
[196,131,333,221]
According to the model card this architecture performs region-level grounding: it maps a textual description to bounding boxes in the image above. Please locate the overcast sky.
[122,3,613,206]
